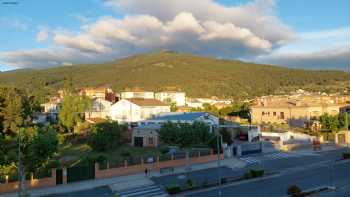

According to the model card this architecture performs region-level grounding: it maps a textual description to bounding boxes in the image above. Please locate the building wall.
[251,105,342,126]
[155,92,186,106]
[132,127,159,147]
[120,92,155,99]
[110,99,170,123]
[110,99,142,122]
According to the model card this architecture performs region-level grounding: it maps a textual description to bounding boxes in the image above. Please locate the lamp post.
[17,128,27,197]
[217,133,223,196]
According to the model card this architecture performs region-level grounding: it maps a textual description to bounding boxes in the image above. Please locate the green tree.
[59,83,92,132]
[319,114,340,140]
[19,126,59,172]
[0,88,24,134]
[87,121,125,151]
[159,121,214,172]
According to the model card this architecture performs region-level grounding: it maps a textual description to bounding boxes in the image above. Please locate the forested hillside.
[0,51,349,99]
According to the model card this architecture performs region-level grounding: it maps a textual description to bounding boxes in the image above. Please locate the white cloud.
[11,0,350,70]
[256,44,350,70]
[53,33,111,53]
[256,27,350,70]
[36,28,49,42]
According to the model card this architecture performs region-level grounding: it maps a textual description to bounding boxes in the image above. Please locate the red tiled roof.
[127,98,168,106]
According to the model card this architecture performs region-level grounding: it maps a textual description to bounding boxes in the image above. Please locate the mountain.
[0,51,349,99]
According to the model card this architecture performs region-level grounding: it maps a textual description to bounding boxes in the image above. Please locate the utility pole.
[217,133,223,196]
[18,128,27,197]
[345,112,349,131]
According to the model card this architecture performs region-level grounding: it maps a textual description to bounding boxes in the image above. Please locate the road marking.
[118,184,168,197]
[240,157,260,164]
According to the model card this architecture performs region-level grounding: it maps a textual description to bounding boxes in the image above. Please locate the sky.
[0,0,349,71]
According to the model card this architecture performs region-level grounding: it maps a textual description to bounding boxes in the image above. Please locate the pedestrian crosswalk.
[240,157,260,164]
[240,152,305,164]
[117,184,168,197]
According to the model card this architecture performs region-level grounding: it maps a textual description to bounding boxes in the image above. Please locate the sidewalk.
[0,158,245,197]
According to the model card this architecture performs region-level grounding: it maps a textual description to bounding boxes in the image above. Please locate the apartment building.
[155,91,186,106]
[251,95,349,127]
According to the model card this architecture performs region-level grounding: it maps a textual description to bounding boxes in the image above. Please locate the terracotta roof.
[127,98,168,106]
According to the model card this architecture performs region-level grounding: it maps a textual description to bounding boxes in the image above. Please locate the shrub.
[159,146,170,155]
[120,150,131,158]
[186,178,196,189]
[287,185,302,197]
[343,152,350,159]
[244,169,264,179]
[87,121,123,151]
[244,171,252,179]
[166,184,181,194]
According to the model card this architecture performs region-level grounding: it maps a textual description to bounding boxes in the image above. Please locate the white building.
[110,98,170,123]
[133,112,219,147]
[140,112,219,129]
[85,98,112,119]
[186,98,204,108]
[120,91,154,99]
[155,91,186,106]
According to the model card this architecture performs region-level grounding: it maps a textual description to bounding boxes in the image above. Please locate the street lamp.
[216,133,223,196]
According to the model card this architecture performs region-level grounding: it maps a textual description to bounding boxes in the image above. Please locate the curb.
[183,173,281,196]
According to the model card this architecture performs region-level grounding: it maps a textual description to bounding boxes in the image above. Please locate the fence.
[0,169,56,194]
[0,150,221,194]
[95,150,221,179]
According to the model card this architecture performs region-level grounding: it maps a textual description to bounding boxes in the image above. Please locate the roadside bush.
[342,152,350,159]
[186,178,196,189]
[244,169,264,179]
[287,185,302,197]
[166,184,181,194]
[159,146,170,155]
[120,150,131,158]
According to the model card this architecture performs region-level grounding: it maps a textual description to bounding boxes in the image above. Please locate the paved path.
[117,184,167,197]
[187,159,350,197]
[239,151,319,165]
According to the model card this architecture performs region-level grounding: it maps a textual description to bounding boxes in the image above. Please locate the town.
[1,83,350,197]
[1,0,350,197]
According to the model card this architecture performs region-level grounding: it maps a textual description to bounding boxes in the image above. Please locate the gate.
[56,169,63,185]
[67,163,95,183]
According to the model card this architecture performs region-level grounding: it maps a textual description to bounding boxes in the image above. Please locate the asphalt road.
[42,148,350,197]
[43,186,112,197]
[187,155,350,197]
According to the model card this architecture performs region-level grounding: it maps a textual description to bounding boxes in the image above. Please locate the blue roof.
[150,112,208,121]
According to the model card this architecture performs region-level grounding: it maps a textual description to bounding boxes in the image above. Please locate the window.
[262,111,265,116]
[280,112,285,119]
[273,112,277,116]
[148,137,154,145]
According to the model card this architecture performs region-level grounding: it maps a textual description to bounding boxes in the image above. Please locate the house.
[251,95,349,127]
[132,112,219,147]
[38,96,62,123]
[155,91,186,106]
[85,98,113,119]
[120,91,155,99]
[186,98,204,108]
[79,86,118,103]
[109,98,170,123]
[335,130,350,145]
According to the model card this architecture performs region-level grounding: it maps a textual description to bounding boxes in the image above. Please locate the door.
[338,134,346,144]
[67,163,95,183]
[56,169,63,185]
[134,137,143,147]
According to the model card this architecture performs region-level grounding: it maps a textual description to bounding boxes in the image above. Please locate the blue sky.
[0,0,349,71]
